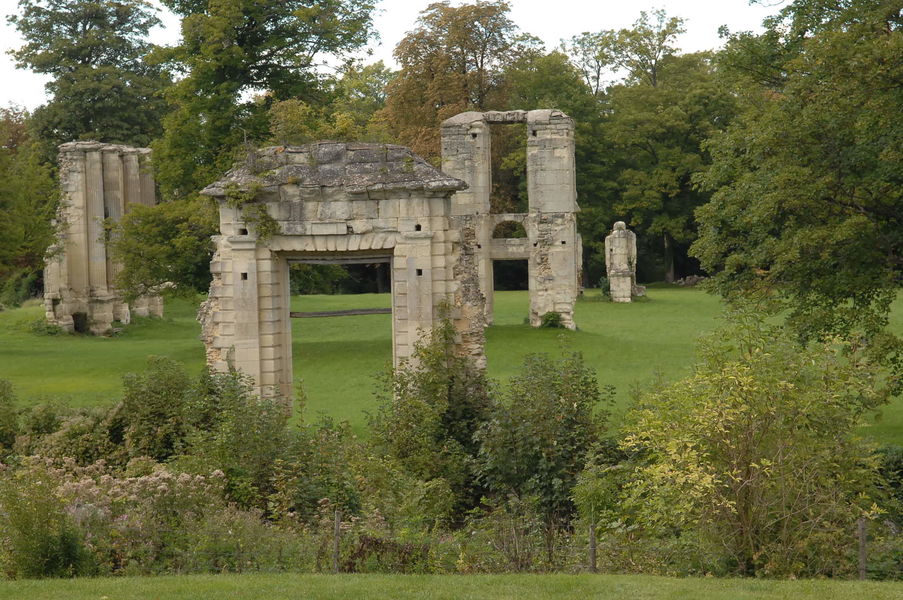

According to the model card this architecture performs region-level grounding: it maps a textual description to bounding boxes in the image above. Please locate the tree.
[621,312,889,576]
[152,0,376,199]
[604,51,736,281]
[9,0,167,161]
[380,0,530,160]
[476,351,608,540]
[561,31,617,98]
[692,0,902,350]
[611,9,685,87]
[0,107,57,306]
[106,196,218,301]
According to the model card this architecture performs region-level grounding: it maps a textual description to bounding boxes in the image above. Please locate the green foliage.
[621,311,889,576]
[152,0,375,199]
[381,0,528,159]
[9,0,167,159]
[693,1,903,351]
[0,380,17,453]
[0,108,57,301]
[107,196,218,300]
[119,356,193,462]
[539,312,564,328]
[477,350,609,532]
[0,463,93,578]
[268,419,362,522]
[289,264,351,295]
[372,317,492,517]
[174,370,290,510]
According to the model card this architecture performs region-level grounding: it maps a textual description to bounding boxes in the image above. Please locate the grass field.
[2,573,901,600]
[1,286,901,441]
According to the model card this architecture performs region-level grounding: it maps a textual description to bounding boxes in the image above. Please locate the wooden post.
[333,509,341,574]
[857,517,867,580]
[588,521,597,573]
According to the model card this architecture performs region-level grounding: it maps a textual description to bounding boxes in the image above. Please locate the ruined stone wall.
[441,109,580,329]
[44,142,162,334]
[200,143,483,399]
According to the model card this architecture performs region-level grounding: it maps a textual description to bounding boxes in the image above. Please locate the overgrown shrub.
[371,317,492,518]
[477,350,610,543]
[0,380,16,453]
[0,462,94,578]
[173,370,290,510]
[120,356,193,462]
[539,311,564,328]
[620,313,890,577]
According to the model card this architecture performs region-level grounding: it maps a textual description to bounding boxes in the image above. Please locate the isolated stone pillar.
[44,142,163,334]
[604,221,641,303]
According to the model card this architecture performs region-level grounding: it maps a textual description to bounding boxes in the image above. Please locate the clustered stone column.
[440,109,581,330]
[44,142,163,335]
[44,142,162,334]
[604,221,644,302]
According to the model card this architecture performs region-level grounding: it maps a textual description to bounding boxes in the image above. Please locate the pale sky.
[0,0,781,110]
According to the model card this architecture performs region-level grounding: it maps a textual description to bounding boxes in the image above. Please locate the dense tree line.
[3,0,898,311]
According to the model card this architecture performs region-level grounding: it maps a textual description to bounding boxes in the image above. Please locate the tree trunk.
[664,233,675,283]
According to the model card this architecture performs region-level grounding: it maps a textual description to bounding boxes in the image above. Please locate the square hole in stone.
[240,272,248,280]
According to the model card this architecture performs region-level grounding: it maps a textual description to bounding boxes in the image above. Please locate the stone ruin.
[440,109,581,329]
[604,221,645,302]
[199,109,580,398]
[44,142,163,334]
[198,142,486,399]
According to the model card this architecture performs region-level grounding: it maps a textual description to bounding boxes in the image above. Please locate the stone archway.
[199,142,485,399]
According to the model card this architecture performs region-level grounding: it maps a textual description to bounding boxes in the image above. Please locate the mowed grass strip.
[2,573,902,600]
[1,287,901,441]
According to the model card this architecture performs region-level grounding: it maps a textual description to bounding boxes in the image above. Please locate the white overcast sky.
[0,0,782,110]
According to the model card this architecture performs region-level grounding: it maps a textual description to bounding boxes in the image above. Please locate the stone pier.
[440,109,581,329]
[44,142,163,334]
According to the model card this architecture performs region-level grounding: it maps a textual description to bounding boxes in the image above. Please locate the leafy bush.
[0,462,94,578]
[620,312,889,577]
[119,356,193,461]
[28,317,64,336]
[0,271,38,308]
[539,311,564,328]
[0,380,16,453]
[371,317,492,518]
[173,369,290,510]
[477,351,609,533]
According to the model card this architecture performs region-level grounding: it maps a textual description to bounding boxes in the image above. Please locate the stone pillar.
[44,142,163,334]
[525,110,579,329]
[441,112,494,323]
[604,221,642,302]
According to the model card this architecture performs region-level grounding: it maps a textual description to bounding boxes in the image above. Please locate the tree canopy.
[9,0,168,160]
[693,0,903,346]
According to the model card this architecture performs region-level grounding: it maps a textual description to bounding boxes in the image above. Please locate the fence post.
[588,520,597,573]
[333,509,341,574]
[857,516,867,580]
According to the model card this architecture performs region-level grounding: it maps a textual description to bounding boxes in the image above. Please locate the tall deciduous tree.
[9,0,168,161]
[605,51,736,281]
[380,0,530,160]
[152,0,376,199]
[692,0,903,352]
[0,107,57,305]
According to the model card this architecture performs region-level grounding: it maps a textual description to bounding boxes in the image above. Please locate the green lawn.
[1,287,901,441]
[1,573,901,600]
